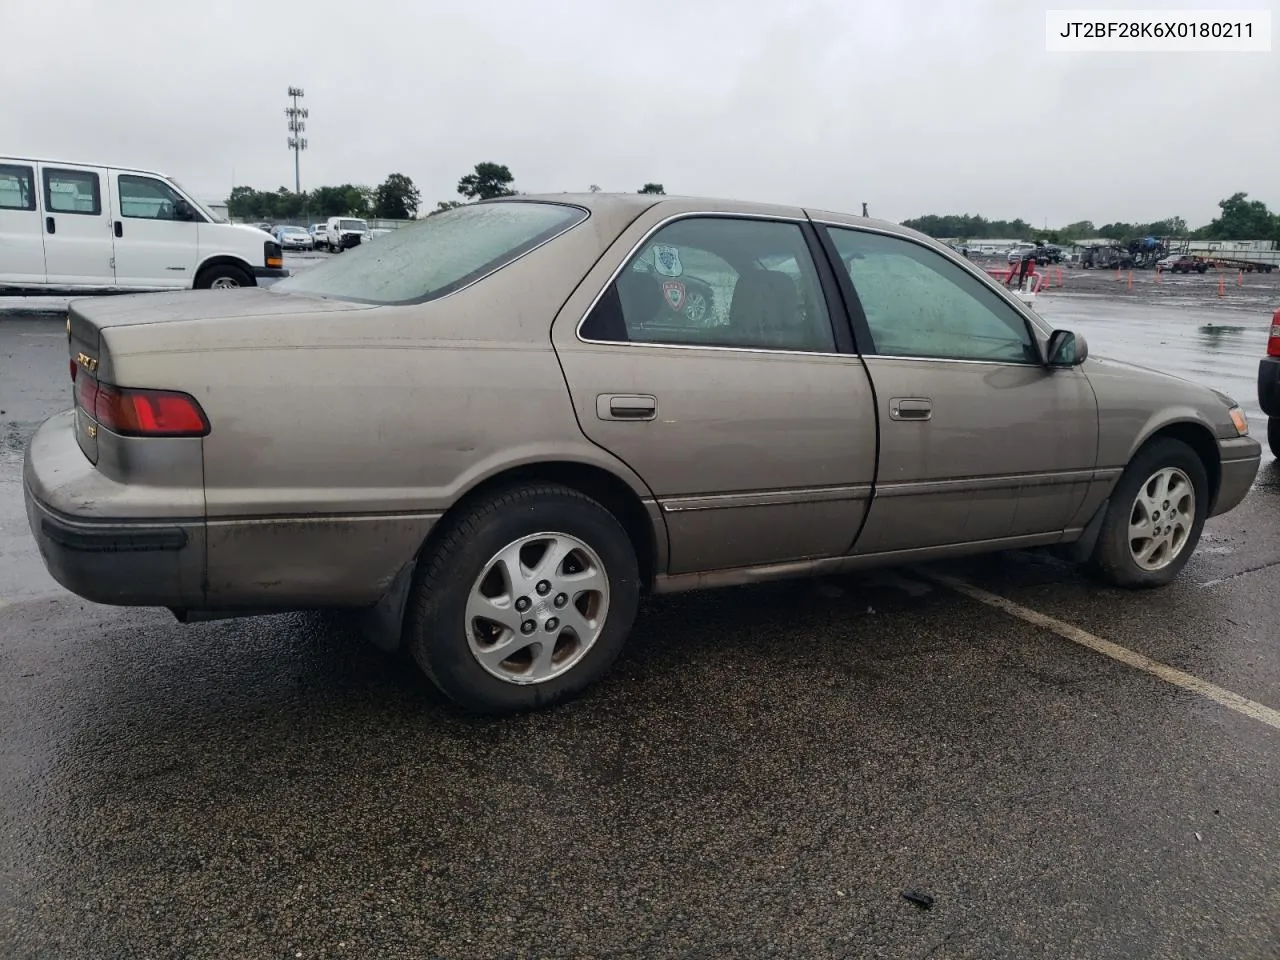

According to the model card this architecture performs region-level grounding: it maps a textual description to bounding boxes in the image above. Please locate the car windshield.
[283,226,306,235]
[340,219,367,231]
[271,201,587,305]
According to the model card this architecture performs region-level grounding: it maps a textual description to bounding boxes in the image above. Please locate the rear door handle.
[114,220,123,238]
[888,397,932,421]
[45,216,55,234]
[596,394,657,421]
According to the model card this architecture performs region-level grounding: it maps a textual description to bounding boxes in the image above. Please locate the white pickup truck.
[0,155,287,291]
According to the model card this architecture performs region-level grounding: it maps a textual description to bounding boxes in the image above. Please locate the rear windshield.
[272,201,588,305]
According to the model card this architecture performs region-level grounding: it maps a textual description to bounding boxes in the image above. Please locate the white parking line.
[915,569,1280,733]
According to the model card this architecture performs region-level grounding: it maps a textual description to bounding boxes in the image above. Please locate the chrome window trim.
[810,217,1057,339]
[574,210,841,358]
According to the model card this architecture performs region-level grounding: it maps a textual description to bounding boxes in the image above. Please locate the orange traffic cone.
[1155,266,1162,283]
[1238,269,1244,286]
[1127,270,1133,290]
[1218,275,1226,297]
[1058,267,1065,286]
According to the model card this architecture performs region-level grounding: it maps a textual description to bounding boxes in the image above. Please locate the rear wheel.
[404,483,641,714]
[1087,438,1208,588]
[1269,418,1280,458]
[196,264,252,290]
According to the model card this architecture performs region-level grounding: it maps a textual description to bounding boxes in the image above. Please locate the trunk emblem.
[76,352,98,372]
[86,424,98,439]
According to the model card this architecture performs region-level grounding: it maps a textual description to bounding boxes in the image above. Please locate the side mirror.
[174,199,194,221]
[1047,329,1088,367]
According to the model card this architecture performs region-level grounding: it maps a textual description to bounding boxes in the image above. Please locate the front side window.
[827,227,1035,363]
[271,201,586,305]
[118,174,191,220]
[581,217,835,353]
[43,168,101,216]
[0,164,35,211]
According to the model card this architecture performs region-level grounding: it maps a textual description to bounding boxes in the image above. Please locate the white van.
[321,216,369,252]
[0,156,288,291]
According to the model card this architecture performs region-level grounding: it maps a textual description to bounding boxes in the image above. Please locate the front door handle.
[888,397,932,421]
[596,394,657,421]
[45,216,55,235]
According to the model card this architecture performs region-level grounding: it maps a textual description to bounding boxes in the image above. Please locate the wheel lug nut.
[521,619,536,635]
[545,617,559,631]
[553,593,568,608]
[536,580,551,596]
[515,597,531,612]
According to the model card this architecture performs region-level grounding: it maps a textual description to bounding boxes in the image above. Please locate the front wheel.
[196,264,252,290]
[1087,438,1208,588]
[404,483,641,714]
[1269,417,1280,458]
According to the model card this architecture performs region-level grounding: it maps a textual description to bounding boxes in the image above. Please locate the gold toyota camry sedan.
[24,194,1261,712]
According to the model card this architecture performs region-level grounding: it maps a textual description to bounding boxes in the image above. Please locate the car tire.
[1268,418,1280,458]
[1197,265,1207,274]
[1086,437,1208,589]
[195,263,252,290]
[404,483,641,714]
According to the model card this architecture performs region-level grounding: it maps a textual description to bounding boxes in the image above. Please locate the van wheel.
[404,483,641,714]
[1268,418,1280,458]
[196,264,252,290]
[1086,438,1208,588]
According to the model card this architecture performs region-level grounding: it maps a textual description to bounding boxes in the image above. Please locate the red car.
[1160,255,1207,274]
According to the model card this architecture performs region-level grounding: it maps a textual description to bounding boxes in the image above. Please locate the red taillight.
[77,378,209,437]
[1268,322,1280,358]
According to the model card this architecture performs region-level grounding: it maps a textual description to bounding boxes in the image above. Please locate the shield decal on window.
[662,280,686,312]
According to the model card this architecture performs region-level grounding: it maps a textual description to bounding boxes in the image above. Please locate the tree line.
[227,162,668,222]
[902,193,1279,245]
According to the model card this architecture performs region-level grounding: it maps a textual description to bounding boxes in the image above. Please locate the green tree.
[430,200,464,216]
[638,183,665,194]
[1196,193,1276,240]
[374,173,421,219]
[457,162,516,200]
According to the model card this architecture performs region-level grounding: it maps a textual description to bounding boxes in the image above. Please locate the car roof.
[501,192,930,244]
[3,155,172,178]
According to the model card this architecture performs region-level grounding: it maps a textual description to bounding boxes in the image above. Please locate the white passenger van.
[0,157,287,291]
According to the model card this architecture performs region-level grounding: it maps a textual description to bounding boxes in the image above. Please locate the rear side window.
[44,168,101,215]
[0,164,35,211]
[273,201,587,305]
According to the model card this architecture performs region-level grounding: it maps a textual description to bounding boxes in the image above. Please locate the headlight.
[1229,406,1249,436]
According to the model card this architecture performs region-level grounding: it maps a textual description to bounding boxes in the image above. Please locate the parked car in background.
[1158,254,1208,274]
[308,223,327,246]
[1260,311,1280,456]
[275,224,313,250]
[0,155,286,291]
[322,216,369,252]
[23,193,1260,715]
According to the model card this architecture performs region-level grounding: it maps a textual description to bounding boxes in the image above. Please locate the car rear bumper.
[1259,357,1280,417]
[23,411,205,606]
[1212,435,1262,517]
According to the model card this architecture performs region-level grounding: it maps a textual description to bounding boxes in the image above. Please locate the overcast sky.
[4,0,1276,228]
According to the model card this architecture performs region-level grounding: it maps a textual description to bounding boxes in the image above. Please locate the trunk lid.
[66,288,371,464]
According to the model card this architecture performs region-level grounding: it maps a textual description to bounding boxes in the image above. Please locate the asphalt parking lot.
[1,264,1278,959]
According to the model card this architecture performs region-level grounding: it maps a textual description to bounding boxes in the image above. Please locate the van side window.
[119,174,190,221]
[0,164,35,211]
[43,169,101,216]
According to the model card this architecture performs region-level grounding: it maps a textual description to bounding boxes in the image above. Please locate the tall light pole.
[285,87,308,196]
